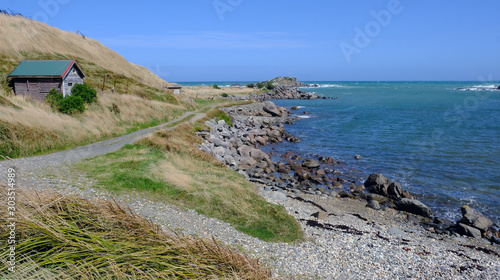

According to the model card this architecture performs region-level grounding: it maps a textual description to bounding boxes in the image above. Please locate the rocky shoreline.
[198,101,500,246]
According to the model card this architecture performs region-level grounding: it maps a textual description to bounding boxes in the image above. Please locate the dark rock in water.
[354,155,362,160]
[497,85,500,90]
[302,158,320,169]
[291,106,299,110]
[460,205,493,232]
[457,223,483,239]
[395,198,432,217]
[263,101,282,117]
[373,184,389,197]
[366,200,381,210]
[388,182,403,199]
[364,173,390,188]
[319,156,335,164]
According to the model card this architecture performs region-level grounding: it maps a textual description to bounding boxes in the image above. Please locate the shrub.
[221,93,229,98]
[266,82,275,90]
[246,83,255,88]
[213,84,221,90]
[71,83,97,104]
[58,95,85,115]
[44,88,63,109]
[256,82,264,89]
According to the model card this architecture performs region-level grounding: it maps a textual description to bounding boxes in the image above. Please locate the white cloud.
[101,31,310,49]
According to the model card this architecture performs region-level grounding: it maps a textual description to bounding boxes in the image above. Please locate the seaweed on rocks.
[288,196,327,212]
[462,245,500,257]
[299,219,368,236]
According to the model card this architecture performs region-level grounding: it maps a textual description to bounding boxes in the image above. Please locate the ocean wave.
[456,84,500,91]
[297,115,312,119]
[302,84,352,89]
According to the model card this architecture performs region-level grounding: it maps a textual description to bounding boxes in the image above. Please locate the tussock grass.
[0,185,271,279]
[78,123,304,243]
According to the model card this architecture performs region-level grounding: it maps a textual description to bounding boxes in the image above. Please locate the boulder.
[364,173,390,188]
[460,205,493,232]
[366,200,380,210]
[238,145,253,157]
[295,170,310,182]
[373,184,389,197]
[387,182,403,199]
[395,198,432,217]
[316,169,326,176]
[457,223,483,239]
[311,211,327,220]
[263,101,282,117]
[302,158,320,169]
[238,156,258,170]
[255,136,267,146]
[319,156,335,164]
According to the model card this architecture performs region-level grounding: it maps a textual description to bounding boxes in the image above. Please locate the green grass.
[76,125,304,243]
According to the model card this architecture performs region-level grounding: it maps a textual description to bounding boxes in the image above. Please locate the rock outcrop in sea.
[227,76,327,101]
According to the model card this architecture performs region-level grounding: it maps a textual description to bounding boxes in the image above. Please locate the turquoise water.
[266,82,500,224]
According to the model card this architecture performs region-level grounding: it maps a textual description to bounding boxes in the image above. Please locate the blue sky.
[3,0,500,82]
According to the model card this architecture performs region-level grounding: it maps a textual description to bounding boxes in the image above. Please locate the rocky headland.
[228,76,328,101]
[197,101,500,248]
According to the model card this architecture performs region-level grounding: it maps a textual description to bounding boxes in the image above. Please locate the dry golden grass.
[182,86,262,99]
[0,89,186,157]
[0,185,272,279]
[0,14,168,89]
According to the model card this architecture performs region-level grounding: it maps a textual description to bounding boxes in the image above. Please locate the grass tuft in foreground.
[77,123,304,243]
[0,186,271,279]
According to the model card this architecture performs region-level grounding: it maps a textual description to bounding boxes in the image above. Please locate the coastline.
[195,100,500,278]
[200,100,498,243]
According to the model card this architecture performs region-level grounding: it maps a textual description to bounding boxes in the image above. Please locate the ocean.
[184,81,500,225]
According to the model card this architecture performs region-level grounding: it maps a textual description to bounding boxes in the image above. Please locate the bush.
[213,84,220,90]
[44,88,63,109]
[256,82,264,89]
[221,93,229,98]
[58,95,85,115]
[71,83,97,104]
[266,82,275,90]
[246,83,255,88]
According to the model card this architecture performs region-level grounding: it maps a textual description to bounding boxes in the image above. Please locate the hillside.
[0,13,167,89]
[0,13,191,158]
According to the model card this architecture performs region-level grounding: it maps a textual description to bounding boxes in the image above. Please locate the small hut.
[167,85,183,95]
[8,60,86,101]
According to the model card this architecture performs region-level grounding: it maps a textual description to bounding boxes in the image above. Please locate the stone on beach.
[395,198,433,218]
[460,205,493,232]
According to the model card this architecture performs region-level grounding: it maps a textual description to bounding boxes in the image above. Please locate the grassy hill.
[0,13,167,89]
[0,13,190,158]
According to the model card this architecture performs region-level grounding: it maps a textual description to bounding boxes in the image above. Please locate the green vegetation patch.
[77,125,304,243]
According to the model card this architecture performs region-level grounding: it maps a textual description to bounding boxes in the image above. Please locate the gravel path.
[1,106,499,279]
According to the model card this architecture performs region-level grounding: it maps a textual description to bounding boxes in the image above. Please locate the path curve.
[0,109,208,174]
